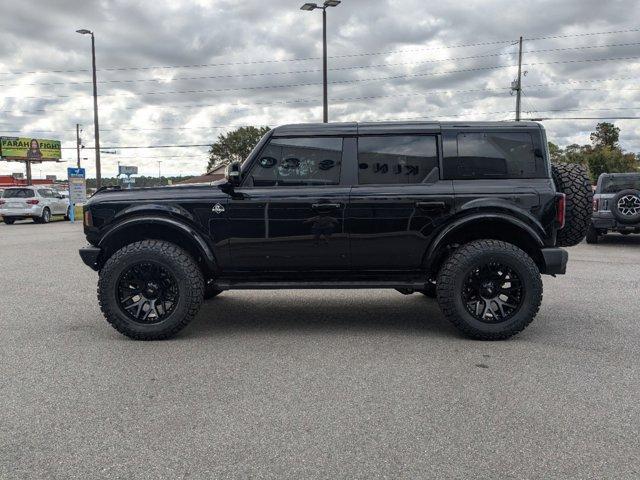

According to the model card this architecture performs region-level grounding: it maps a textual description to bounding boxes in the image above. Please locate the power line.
[2,26,639,77]
[5,42,640,92]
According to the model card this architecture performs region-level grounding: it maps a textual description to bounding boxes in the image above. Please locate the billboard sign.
[0,137,61,161]
[67,167,87,205]
[119,165,138,175]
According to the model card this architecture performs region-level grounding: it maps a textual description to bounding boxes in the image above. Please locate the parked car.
[587,172,640,243]
[0,186,71,224]
[79,121,592,341]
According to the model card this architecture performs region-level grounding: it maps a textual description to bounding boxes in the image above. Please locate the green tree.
[589,122,620,149]
[585,147,638,183]
[207,126,270,171]
[548,142,564,163]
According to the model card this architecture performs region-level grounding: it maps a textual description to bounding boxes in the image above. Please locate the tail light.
[26,199,40,205]
[0,200,5,205]
[84,209,93,227]
[556,193,566,229]
[593,198,599,212]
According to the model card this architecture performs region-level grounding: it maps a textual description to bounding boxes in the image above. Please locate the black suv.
[80,121,592,341]
[587,172,640,243]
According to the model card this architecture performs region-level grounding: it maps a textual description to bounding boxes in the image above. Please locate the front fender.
[98,215,216,270]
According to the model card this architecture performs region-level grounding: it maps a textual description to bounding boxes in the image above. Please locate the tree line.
[549,122,639,183]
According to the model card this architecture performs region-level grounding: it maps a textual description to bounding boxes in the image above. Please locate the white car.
[0,186,70,224]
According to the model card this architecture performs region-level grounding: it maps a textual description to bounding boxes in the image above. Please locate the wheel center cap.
[481,281,495,297]
[145,282,159,297]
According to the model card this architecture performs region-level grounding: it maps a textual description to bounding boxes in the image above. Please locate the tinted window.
[601,175,640,193]
[3,188,35,198]
[247,137,342,187]
[38,189,51,197]
[452,132,538,179]
[358,135,438,184]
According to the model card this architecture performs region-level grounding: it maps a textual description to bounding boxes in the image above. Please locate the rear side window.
[448,132,539,179]
[38,189,52,198]
[358,135,438,184]
[247,137,342,187]
[3,188,35,198]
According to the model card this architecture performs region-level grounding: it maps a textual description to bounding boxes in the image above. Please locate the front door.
[226,135,349,271]
[347,134,455,269]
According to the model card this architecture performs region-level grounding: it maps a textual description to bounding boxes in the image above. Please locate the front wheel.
[98,240,204,340]
[436,239,542,340]
[3,218,15,225]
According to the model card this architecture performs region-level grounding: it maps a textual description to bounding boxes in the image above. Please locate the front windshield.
[601,175,640,193]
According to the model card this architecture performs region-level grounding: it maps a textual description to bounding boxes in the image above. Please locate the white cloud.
[0,0,639,179]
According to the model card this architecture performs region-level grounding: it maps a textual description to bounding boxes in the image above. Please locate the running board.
[213,280,428,290]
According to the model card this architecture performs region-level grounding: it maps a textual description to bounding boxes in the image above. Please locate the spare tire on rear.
[610,189,640,224]
[551,162,593,247]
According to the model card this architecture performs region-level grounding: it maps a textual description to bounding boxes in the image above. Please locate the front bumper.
[79,245,101,271]
[541,248,568,275]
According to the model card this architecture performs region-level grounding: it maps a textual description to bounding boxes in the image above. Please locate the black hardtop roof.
[271,120,542,136]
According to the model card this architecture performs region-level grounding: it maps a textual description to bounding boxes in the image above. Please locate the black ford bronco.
[80,121,592,341]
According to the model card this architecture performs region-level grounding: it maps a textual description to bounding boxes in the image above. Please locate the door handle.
[312,202,342,210]
[415,201,447,211]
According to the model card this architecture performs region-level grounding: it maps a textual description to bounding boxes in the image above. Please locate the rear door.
[226,135,350,271]
[347,130,455,269]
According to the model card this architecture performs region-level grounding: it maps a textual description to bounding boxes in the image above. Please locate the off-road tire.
[436,239,543,340]
[551,162,593,247]
[585,224,599,244]
[610,189,640,224]
[98,240,204,340]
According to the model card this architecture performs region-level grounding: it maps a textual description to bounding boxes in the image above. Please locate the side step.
[213,280,428,290]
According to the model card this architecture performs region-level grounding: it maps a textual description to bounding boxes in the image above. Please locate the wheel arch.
[97,216,217,275]
[424,214,545,275]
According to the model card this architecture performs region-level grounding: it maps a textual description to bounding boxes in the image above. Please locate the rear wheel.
[3,218,15,225]
[585,224,599,244]
[436,239,542,340]
[98,240,204,340]
[35,208,51,224]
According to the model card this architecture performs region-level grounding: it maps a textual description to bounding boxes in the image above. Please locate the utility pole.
[158,161,162,179]
[515,36,523,121]
[76,124,81,168]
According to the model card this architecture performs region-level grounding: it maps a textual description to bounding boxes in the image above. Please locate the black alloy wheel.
[98,240,204,340]
[436,239,542,340]
[117,261,180,324]
[462,262,523,323]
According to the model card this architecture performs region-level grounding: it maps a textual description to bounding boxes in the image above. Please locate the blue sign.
[67,167,87,223]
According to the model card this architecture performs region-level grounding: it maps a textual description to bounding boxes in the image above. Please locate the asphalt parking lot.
[1,221,639,479]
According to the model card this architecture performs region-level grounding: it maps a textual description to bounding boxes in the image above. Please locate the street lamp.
[76,28,102,188]
[300,0,341,123]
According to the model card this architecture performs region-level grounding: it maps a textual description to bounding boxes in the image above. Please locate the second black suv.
[79,121,592,341]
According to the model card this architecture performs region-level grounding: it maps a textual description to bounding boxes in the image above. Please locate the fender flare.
[98,215,217,270]
[424,213,545,268]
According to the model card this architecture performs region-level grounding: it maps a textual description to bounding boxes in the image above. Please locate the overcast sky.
[0,0,639,179]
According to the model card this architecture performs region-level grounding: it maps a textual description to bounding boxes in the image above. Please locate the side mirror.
[225,161,241,187]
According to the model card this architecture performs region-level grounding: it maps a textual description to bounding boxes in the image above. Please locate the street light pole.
[300,1,341,123]
[322,7,328,123]
[76,29,102,188]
